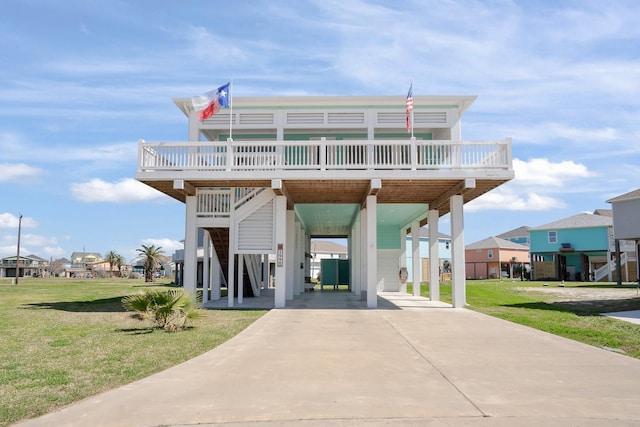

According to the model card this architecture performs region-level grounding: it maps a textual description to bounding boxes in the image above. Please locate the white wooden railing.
[594,252,637,282]
[138,139,512,172]
[196,188,264,218]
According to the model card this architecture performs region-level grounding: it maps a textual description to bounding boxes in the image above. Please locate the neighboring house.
[496,226,530,247]
[66,251,102,278]
[0,254,49,278]
[310,240,348,281]
[529,211,613,281]
[132,255,173,278]
[465,237,530,279]
[607,189,640,284]
[405,227,452,284]
[91,259,132,278]
[136,93,514,308]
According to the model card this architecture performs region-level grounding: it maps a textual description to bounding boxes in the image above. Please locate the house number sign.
[277,243,283,267]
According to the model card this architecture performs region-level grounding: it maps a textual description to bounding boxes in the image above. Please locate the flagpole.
[411,108,415,140]
[229,80,233,141]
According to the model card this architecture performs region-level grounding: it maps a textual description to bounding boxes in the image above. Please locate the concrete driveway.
[15,292,640,427]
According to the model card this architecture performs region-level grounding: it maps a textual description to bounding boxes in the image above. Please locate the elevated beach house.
[136,93,513,308]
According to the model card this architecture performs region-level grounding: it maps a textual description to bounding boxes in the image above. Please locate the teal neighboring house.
[496,226,530,247]
[529,211,612,281]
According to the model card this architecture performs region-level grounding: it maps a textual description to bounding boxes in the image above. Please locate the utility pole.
[15,213,23,285]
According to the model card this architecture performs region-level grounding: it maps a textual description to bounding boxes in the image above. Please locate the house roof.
[414,227,451,240]
[174,95,479,118]
[496,226,530,239]
[607,188,640,203]
[528,212,612,231]
[1,254,47,262]
[70,252,103,260]
[466,236,530,250]
[311,240,347,254]
[592,208,612,217]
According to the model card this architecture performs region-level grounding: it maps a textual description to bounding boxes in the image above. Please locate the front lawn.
[411,279,640,359]
[0,278,266,426]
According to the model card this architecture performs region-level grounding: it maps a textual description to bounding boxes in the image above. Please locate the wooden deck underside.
[140,177,508,217]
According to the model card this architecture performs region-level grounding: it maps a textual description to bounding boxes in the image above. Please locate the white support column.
[211,248,221,300]
[411,221,421,297]
[237,254,244,305]
[366,195,377,308]
[262,253,269,290]
[428,209,440,301]
[183,196,198,295]
[295,222,303,295]
[286,210,295,301]
[351,215,361,295]
[202,231,210,304]
[188,109,201,141]
[399,228,407,294]
[359,209,367,298]
[450,195,466,308]
[227,192,236,308]
[274,196,287,308]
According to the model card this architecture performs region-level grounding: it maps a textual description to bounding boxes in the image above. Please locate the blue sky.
[1,0,639,262]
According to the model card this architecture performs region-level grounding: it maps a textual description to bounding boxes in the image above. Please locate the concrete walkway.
[15,292,640,427]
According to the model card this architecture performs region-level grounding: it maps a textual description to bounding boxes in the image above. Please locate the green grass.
[0,277,266,427]
[410,280,640,359]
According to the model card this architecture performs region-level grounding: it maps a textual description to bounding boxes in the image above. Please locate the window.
[548,231,557,244]
[488,249,493,259]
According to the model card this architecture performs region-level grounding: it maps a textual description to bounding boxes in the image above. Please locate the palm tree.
[136,244,164,282]
[115,254,126,278]
[122,288,201,331]
[104,250,120,278]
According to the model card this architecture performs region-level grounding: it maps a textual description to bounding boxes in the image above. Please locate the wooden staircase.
[206,227,255,297]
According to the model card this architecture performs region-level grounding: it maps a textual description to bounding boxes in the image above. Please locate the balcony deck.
[136,138,514,215]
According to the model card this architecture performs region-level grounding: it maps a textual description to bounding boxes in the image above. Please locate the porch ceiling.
[294,203,429,236]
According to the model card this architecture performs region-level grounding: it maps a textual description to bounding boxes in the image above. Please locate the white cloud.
[512,158,595,187]
[467,157,595,212]
[70,178,166,202]
[141,238,183,254]
[0,163,44,182]
[126,238,182,263]
[0,231,65,258]
[467,189,565,212]
[0,213,38,229]
[0,130,138,164]
[20,234,66,258]
[499,122,622,146]
[64,143,138,163]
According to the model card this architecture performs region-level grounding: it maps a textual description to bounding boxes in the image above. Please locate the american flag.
[406,83,413,133]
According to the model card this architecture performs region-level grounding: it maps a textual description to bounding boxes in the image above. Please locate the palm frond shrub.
[122,289,202,331]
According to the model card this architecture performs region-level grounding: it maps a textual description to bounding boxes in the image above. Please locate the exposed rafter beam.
[173,179,195,196]
[430,178,476,211]
[271,179,294,209]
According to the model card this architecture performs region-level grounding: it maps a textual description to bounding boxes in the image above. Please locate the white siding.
[237,200,274,252]
[377,249,400,291]
[613,199,640,240]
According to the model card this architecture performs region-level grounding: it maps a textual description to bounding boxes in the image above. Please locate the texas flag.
[192,82,231,121]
